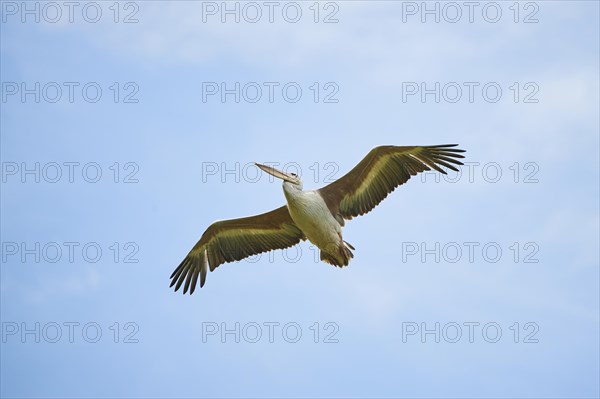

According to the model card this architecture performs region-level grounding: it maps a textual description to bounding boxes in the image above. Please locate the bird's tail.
[320,241,354,267]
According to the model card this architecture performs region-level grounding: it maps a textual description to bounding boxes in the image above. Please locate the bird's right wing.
[170,205,304,295]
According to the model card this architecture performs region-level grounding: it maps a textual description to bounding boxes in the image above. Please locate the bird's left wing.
[170,205,304,294]
[318,145,465,221]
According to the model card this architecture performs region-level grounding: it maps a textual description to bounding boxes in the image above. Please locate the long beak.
[255,163,300,184]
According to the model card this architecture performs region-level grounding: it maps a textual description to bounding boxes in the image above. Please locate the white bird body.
[282,182,349,265]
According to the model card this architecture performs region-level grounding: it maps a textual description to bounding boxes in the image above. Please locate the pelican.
[170,144,465,294]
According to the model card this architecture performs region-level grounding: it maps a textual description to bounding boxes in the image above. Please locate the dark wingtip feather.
[183,266,194,294]
[190,269,200,295]
[174,263,188,291]
[434,159,460,172]
[170,264,183,288]
[428,144,466,153]
[169,265,180,279]
[169,259,188,290]
[200,255,207,288]
[439,153,465,159]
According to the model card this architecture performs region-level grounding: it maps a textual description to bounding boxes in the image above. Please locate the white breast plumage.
[283,185,341,250]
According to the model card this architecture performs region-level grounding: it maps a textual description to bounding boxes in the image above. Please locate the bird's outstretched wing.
[170,206,304,294]
[318,145,465,221]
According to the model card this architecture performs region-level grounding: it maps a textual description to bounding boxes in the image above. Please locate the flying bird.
[170,145,465,294]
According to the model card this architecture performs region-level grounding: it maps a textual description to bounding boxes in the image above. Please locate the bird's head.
[255,163,303,190]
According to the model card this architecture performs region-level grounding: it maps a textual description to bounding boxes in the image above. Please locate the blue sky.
[1,1,599,398]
